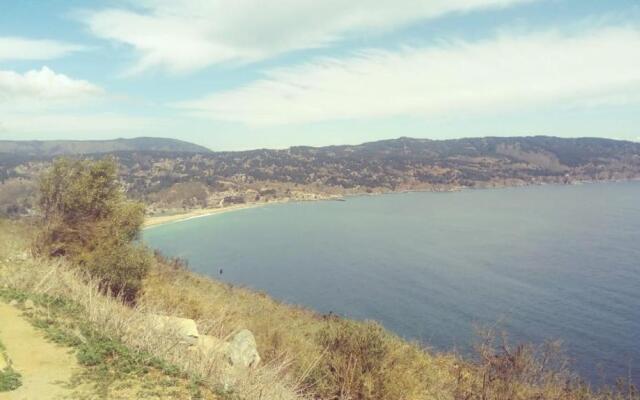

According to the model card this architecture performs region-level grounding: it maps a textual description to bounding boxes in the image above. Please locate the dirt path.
[0,302,78,400]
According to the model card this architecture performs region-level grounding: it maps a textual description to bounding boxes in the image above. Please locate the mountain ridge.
[0,137,212,157]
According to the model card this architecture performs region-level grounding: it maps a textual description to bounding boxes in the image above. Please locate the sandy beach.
[143,202,266,228]
[143,193,348,229]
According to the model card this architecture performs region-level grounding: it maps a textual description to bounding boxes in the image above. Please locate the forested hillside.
[1,136,639,215]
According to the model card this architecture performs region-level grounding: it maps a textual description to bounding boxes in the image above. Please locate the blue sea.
[144,181,640,385]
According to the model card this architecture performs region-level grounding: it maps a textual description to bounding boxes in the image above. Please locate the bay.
[144,181,640,385]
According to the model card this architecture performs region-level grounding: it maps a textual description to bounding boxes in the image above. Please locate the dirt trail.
[0,302,78,400]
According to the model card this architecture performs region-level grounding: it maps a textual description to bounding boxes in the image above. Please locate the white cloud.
[81,0,533,74]
[0,67,157,139]
[175,26,640,125]
[0,66,103,105]
[0,37,84,62]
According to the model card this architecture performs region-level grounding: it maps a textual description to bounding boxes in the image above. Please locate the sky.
[0,0,639,151]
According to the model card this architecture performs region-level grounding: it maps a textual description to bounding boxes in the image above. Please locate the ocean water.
[144,182,640,385]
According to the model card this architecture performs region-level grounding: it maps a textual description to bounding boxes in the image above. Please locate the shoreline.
[143,195,342,229]
[143,177,640,229]
[144,189,351,228]
[143,202,267,229]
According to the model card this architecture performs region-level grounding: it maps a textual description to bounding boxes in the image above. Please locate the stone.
[149,314,199,345]
[228,329,261,369]
[8,300,18,307]
[23,299,35,310]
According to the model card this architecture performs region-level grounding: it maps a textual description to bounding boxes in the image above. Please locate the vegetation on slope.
[0,220,299,399]
[0,286,208,399]
[33,157,151,301]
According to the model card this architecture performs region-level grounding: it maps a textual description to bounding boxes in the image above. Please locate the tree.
[34,157,150,301]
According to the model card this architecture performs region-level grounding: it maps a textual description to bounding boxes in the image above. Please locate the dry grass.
[451,327,639,400]
[0,219,303,400]
[143,255,466,400]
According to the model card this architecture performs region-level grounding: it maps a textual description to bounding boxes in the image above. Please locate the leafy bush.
[33,157,150,301]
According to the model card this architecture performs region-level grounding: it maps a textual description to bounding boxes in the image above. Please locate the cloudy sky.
[1,0,639,150]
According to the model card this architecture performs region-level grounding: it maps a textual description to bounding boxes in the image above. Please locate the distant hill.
[2,135,640,214]
[298,136,640,168]
[115,135,640,199]
[0,137,211,157]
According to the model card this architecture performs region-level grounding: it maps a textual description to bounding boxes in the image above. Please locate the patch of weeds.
[0,367,22,392]
[33,318,84,347]
[76,335,157,377]
[0,287,27,303]
[31,292,194,390]
[0,340,22,392]
[73,332,189,381]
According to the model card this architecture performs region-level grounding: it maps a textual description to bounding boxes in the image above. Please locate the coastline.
[140,178,640,388]
[143,202,266,229]
[144,193,348,229]
[143,177,640,229]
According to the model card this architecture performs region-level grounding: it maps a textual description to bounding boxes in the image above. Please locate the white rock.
[228,329,261,369]
[9,300,18,307]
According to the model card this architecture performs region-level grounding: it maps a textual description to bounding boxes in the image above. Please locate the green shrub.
[34,157,150,302]
[75,236,151,301]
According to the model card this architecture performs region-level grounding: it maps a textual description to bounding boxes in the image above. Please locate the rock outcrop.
[149,314,261,370]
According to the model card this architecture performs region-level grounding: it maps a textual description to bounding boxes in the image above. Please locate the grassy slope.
[0,219,301,399]
[142,261,458,399]
[0,221,220,399]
